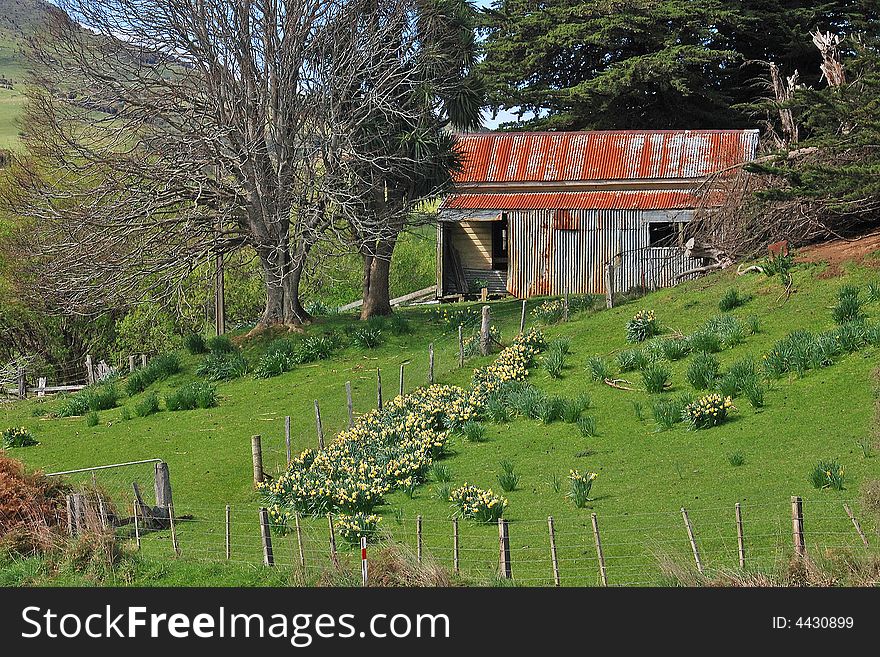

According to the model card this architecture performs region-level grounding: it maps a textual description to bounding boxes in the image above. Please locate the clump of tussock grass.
[718,288,750,312]
[617,348,648,373]
[687,352,720,390]
[640,362,671,393]
[587,356,611,382]
[165,381,218,411]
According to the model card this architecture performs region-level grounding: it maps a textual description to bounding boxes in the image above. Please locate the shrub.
[809,459,845,490]
[688,330,722,354]
[350,327,383,349]
[543,349,565,378]
[430,463,452,483]
[112,307,179,364]
[2,427,38,449]
[450,484,507,522]
[567,470,597,508]
[727,452,745,467]
[833,288,865,325]
[683,393,734,429]
[652,397,687,431]
[134,391,160,417]
[497,460,520,492]
[196,351,248,381]
[719,288,750,312]
[460,421,487,443]
[207,334,235,353]
[536,395,565,424]
[85,411,99,427]
[587,356,611,381]
[165,382,218,411]
[561,394,591,423]
[641,362,671,393]
[576,416,597,437]
[625,310,658,343]
[617,348,647,372]
[183,334,207,355]
[660,337,691,361]
[687,352,720,390]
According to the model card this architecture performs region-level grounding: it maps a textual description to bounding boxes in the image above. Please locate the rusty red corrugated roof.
[453,130,759,183]
[441,190,717,211]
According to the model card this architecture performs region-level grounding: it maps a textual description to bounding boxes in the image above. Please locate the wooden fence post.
[328,513,338,565]
[260,507,274,566]
[458,325,464,367]
[71,494,86,536]
[548,516,560,587]
[16,367,26,399]
[295,513,305,570]
[681,507,703,574]
[591,513,607,586]
[417,515,423,564]
[735,502,745,569]
[285,416,292,464]
[128,355,136,373]
[154,461,173,512]
[844,503,869,548]
[251,435,264,486]
[481,287,488,302]
[132,500,141,550]
[345,382,354,428]
[453,518,460,575]
[97,494,107,530]
[428,344,434,385]
[399,363,405,397]
[37,377,46,397]
[498,518,511,579]
[791,496,805,558]
[140,353,148,368]
[66,495,75,537]
[84,355,94,386]
[480,305,491,356]
[169,502,180,556]
[519,299,527,334]
[603,263,614,309]
[225,505,231,560]
[314,400,324,449]
[376,368,383,411]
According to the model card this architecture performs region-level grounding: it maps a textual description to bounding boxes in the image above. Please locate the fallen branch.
[603,378,637,391]
[737,264,765,276]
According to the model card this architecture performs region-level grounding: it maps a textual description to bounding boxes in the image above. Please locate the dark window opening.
[491,219,508,271]
[648,222,680,247]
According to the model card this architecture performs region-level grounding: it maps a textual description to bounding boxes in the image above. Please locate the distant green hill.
[0,0,54,148]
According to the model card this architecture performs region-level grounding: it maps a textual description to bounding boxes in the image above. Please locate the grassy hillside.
[3,250,880,586]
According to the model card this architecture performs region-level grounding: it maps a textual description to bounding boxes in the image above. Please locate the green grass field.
[3,256,880,586]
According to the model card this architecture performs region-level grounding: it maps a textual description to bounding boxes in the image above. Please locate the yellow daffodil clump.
[683,393,735,429]
[625,309,658,343]
[258,328,545,532]
[449,483,508,523]
[2,426,38,449]
[567,469,597,508]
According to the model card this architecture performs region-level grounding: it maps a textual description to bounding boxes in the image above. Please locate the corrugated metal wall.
[506,209,702,297]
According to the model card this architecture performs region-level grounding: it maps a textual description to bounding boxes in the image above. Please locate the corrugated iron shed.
[454,130,759,184]
[442,190,707,211]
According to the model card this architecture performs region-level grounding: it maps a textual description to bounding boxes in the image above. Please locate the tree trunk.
[256,241,310,327]
[360,237,396,320]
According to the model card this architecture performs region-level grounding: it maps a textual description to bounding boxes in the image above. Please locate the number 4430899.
[795,617,853,629]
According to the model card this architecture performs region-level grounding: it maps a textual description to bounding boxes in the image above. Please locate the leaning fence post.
[843,503,869,548]
[417,515,423,564]
[453,518,460,575]
[498,518,511,579]
[591,512,607,586]
[458,325,464,367]
[225,504,231,560]
[328,513,338,565]
[132,500,141,550]
[548,515,560,587]
[376,368,383,411]
[285,416,292,464]
[345,381,354,428]
[399,363,405,397]
[735,502,745,569]
[295,513,305,570]
[154,461,173,512]
[604,263,615,309]
[260,507,274,566]
[681,507,703,574]
[251,435,264,486]
[314,400,324,449]
[428,343,434,385]
[519,299,527,334]
[169,502,180,556]
[480,305,491,356]
[16,366,26,399]
[791,495,805,558]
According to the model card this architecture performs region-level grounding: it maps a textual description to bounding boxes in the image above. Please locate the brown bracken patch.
[796,230,880,277]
